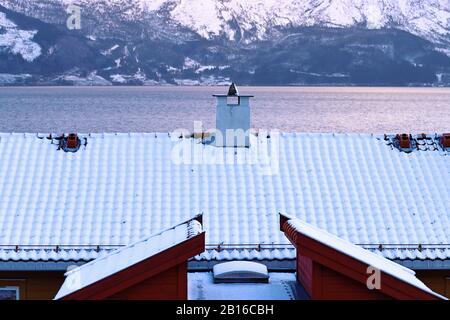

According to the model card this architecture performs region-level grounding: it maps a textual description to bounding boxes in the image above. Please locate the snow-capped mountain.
[1,0,450,86]
[144,0,450,46]
[3,0,450,45]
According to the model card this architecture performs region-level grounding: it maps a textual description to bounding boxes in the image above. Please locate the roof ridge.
[1,132,442,136]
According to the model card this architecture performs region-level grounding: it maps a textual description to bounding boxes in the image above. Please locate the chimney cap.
[228,82,239,96]
[213,82,254,98]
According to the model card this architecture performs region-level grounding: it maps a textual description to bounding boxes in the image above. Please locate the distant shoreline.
[1,84,450,88]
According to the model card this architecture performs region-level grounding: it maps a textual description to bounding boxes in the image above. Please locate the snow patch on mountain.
[183,57,229,74]
[0,12,41,62]
[0,73,32,85]
[53,72,112,85]
[101,44,120,55]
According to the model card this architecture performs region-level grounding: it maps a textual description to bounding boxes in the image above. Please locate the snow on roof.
[284,215,447,300]
[188,272,306,300]
[54,217,202,300]
[0,132,449,262]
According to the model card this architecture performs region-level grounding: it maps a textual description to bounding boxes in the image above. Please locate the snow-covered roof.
[0,132,449,262]
[189,272,306,300]
[54,217,203,300]
[283,215,447,300]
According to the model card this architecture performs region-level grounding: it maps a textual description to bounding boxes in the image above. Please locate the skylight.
[213,261,269,283]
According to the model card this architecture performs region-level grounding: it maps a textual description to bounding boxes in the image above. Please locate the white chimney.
[214,83,253,148]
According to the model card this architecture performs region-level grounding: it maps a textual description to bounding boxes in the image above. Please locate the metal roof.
[0,132,448,263]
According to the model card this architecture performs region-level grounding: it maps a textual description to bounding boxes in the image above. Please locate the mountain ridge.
[1,0,450,86]
[2,0,450,45]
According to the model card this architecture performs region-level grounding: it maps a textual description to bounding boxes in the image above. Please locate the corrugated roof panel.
[0,133,448,262]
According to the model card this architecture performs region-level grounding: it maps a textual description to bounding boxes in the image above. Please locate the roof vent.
[397,134,411,149]
[59,133,81,152]
[67,133,78,149]
[395,133,414,152]
[213,261,269,283]
[440,133,450,149]
[227,82,239,96]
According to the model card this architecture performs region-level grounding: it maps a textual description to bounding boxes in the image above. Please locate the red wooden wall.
[108,263,188,300]
[296,253,313,296]
[297,253,390,300]
[311,263,391,300]
[60,231,205,300]
[280,214,442,300]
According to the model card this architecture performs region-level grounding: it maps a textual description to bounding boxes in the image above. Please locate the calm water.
[0,86,449,133]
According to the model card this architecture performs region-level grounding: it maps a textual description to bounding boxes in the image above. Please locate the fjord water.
[0,86,449,133]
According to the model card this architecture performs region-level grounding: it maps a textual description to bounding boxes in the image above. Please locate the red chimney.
[67,133,78,149]
[397,134,411,149]
[441,133,450,148]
